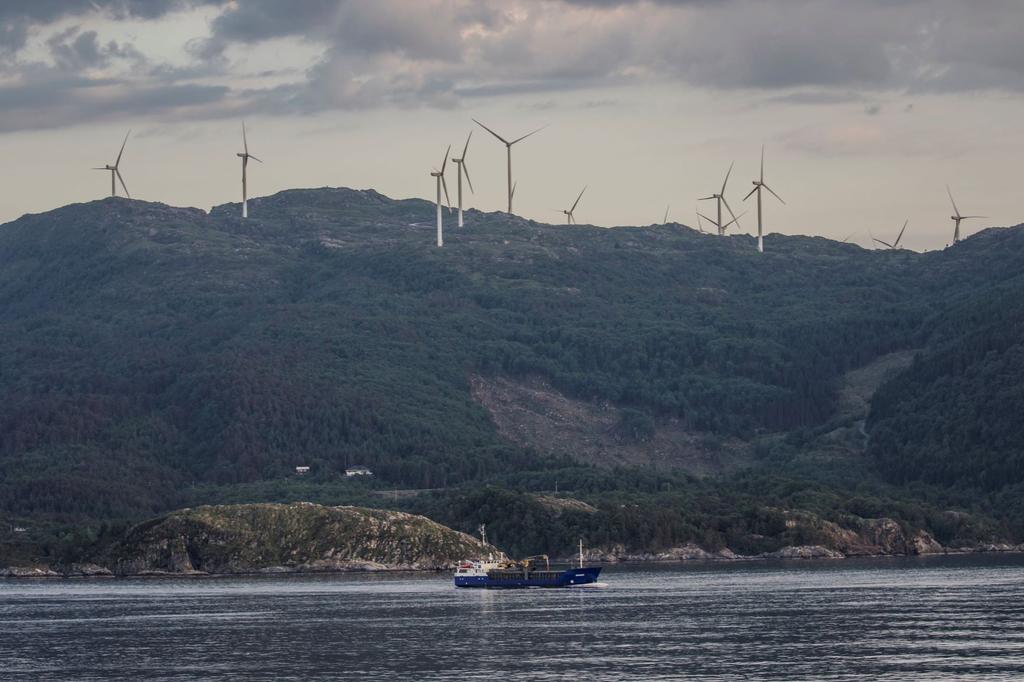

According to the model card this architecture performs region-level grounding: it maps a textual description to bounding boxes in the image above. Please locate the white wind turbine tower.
[743,146,785,253]
[93,130,131,198]
[872,220,909,250]
[237,122,262,218]
[473,119,545,214]
[451,132,474,228]
[562,186,587,225]
[947,185,985,245]
[699,162,742,236]
[430,145,452,247]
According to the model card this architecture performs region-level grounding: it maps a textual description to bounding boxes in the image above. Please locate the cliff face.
[99,503,494,575]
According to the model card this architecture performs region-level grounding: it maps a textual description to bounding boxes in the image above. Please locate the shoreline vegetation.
[3,501,1022,578]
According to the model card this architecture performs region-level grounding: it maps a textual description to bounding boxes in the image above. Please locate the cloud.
[0,1,227,55]
[0,71,230,133]
[46,27,146,72]
[779,123,887,156]
[1,0,1024,132]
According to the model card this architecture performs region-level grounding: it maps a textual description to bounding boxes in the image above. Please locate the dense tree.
[0,189,1022,547]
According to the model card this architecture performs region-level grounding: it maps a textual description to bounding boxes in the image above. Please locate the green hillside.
[1,188,1023,558]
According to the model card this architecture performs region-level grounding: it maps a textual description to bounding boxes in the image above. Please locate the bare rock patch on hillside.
[470,375,751,474]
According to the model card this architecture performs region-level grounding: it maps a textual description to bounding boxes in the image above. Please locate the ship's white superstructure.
[454,557,506,580]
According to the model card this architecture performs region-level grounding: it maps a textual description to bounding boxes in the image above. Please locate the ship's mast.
[479,523,490,560]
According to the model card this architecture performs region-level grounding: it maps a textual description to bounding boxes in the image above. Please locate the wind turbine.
[947,186,985,245]
[696,210,713,234]
[93,130,131,198]
[562,186,586,225]
[664,205,670,224]
[743,146,785,253]
[719,211,745,233]
[430,145,452,247]
[698,162,741,236]
[237,122,262,218]
[451,132,474,228]
[473,119,545,214]
[872,220,909,250]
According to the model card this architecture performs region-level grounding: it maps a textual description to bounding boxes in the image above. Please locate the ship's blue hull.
[454,566,602,589]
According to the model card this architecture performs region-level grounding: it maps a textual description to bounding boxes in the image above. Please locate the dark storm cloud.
[0,0,237,131]
[46,27,145,72]
[0,0,224,22]
[0,72,228,133]
[208,0,339,43]
[0,1,226,54]
[2,0,1024,132]
[211,0,1024,110]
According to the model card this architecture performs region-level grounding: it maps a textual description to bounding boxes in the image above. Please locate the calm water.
[3,555,1024,680]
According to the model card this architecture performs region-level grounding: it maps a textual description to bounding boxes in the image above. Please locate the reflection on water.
[3,555,1024,680]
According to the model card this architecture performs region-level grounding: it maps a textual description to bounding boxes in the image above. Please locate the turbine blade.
[511,181,517,201]
[570,185,586,212]
[664,205,670,224]
[462,130,472,160]
[762,183,785,204]
[722,211,747,230]
[441,144,451,175]
[472,118,509,145]
[249,155,263,163]
[760,145,765,183]
[242,121,248,155]
[116,169,130,198]
[463,161,475,194]
[895,219,909,246]
[947,185,961,218]
[961,215,987,219]
[722,196,741,228]
[441,175,451,210]
[697,212,716,231]
[743,186,758,201]
[510,125,546,145]
[698,195,716,201]
[720,161,734,195]
[115,129,131,167]
[873,238,894,248]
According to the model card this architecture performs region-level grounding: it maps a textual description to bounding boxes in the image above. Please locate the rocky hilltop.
[96,503,494,575]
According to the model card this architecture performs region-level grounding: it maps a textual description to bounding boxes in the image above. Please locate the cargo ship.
[454,529,602,589]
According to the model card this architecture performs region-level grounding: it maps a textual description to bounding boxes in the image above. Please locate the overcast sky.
[1,0,1022,250]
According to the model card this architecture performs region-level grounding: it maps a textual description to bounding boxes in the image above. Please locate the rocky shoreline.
[6,542,1023,578]
[573,542,1024,565]
[5,504,1021,578]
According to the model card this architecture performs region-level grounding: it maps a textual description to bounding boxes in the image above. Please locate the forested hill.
[1,188,1023,535]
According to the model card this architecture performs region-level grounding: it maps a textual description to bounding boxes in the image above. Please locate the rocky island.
[54,503,496,576]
